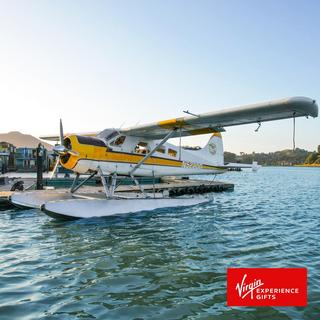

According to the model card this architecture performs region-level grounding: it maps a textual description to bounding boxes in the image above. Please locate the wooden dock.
[116,178,234,196]
[0,178,234,211]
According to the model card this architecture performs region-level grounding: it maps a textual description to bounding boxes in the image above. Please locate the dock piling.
[36,143,44,190]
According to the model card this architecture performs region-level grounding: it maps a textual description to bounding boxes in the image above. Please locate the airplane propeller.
[50,119,79,179]
[50,157,60,180]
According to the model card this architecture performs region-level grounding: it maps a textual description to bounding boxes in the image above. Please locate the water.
[0,167,319,320]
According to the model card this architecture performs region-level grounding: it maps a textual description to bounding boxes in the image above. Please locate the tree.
[304,152,318,164]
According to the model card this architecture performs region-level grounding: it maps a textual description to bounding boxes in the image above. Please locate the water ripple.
[0,167,319,319]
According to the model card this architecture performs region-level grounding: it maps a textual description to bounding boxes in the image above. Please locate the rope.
[293,112,296,150]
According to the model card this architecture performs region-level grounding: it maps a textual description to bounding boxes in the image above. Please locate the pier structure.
[0,177,233,210]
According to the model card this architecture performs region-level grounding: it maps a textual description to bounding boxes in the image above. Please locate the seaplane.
[10,96,318,219]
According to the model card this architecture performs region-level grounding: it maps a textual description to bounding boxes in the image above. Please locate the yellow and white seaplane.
[11,96,318,219]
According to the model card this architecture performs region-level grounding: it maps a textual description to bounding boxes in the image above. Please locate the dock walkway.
[0,178,234,210]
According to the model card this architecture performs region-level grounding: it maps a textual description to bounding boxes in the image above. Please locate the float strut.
[70,172,96,194]
[97,167,111,198]
[130,174,147,198]
[109,173,118,197]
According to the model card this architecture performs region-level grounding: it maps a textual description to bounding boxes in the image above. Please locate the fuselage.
[59,133,226,177]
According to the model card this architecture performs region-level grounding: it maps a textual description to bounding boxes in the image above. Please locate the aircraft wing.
[120,97,318,139]
[40,132,99,141]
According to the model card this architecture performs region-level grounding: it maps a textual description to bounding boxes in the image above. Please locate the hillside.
[224,148,315,166]
[304,146,320,165]
[0,131,53,150]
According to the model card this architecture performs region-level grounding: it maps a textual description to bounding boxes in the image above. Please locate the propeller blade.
[50,158,60,179]
[68,150,80,156]
[52,145,79,157]
[60,118,64,146]
[53,145,68,155]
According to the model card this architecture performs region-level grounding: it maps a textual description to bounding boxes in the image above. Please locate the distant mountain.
[0,131,53,150]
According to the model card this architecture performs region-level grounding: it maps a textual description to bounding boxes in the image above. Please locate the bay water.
[0,167,319,319]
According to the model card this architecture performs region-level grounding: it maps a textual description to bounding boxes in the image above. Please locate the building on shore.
[0,142,16,173]
[15,147,55,172]
[0,142,55,173]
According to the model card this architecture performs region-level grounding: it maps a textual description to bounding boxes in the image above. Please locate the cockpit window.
[111,136,126,146]
[105,131,119,141]
[76,136,106,147]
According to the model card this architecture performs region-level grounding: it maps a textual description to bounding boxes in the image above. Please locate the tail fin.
[200,132,224,165]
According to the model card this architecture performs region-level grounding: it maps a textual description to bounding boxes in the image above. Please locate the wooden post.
[36,143,44,190]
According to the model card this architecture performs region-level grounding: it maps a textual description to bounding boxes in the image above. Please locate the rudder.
[200,132,224,165]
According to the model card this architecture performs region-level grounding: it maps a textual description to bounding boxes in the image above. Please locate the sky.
[0,0,319,153]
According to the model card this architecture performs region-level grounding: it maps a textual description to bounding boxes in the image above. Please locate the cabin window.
[135,142,150,155]
[156,147,165,154]
[111,135,126,146]
[168,148,177,157]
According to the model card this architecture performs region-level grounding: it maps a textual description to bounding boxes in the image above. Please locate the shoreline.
[295,164,320,167]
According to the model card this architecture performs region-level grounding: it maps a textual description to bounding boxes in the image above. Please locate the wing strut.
[129,128,177,176]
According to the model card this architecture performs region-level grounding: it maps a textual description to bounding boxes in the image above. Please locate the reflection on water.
[0,167,319,319]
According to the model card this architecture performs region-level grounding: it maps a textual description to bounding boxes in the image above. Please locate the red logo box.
[227,268,307,306]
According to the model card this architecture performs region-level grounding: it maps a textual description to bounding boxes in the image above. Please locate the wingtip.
[288,96,318,118]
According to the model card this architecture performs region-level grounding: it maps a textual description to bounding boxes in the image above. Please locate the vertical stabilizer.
[199,132,224,165]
